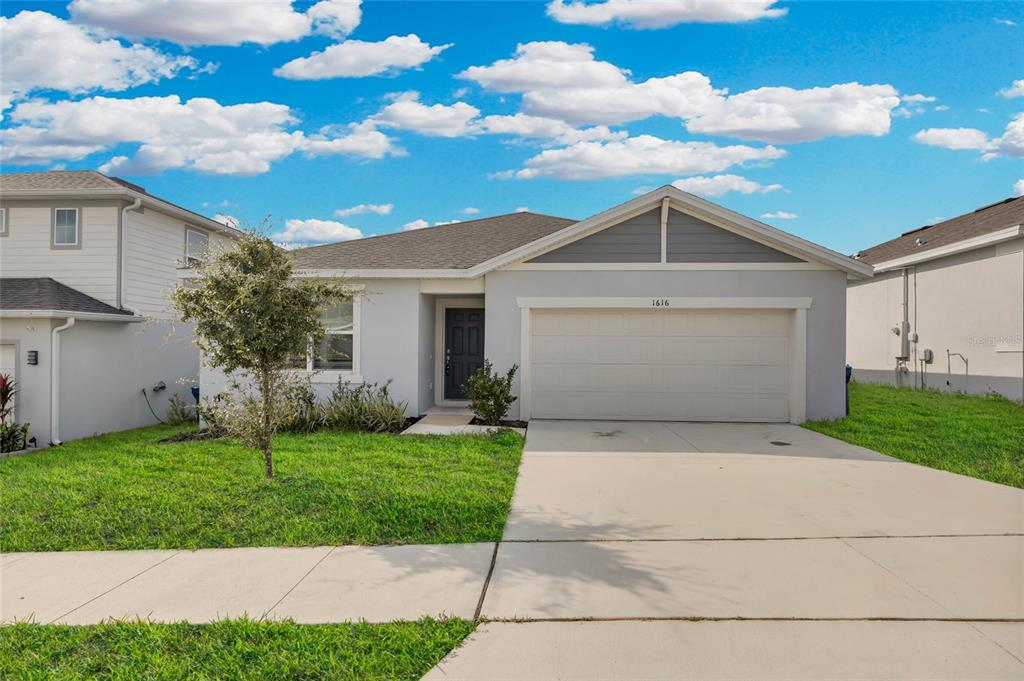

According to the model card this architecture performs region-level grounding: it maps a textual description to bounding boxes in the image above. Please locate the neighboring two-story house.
[0,171,239,446]
[847,196,1023,401]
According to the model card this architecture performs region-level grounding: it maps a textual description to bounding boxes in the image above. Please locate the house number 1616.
[651,298,670,307]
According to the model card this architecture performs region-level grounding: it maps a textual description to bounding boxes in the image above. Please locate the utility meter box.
[922,348,934,364]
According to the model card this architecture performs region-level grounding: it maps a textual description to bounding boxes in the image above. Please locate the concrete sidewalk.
[1,543,494,624]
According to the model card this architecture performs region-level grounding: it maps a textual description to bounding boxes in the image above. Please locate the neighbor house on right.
[847,196,1023,401]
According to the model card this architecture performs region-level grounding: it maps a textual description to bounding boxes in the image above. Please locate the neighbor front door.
[444,308,484,400]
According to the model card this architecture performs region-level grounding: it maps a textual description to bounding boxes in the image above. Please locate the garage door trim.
[517,297,809,424]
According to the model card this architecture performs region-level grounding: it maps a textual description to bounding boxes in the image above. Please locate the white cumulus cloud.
[999,80,1024,99]
[461,207,480,214]
[501,134,785,180]
[279,218,363,245]
[373,92,481,137]
[913,116,1024,159]
[761,211,798,219]
[546,0,786,28]
[0,11,204,112]
[1,95,401,173]
[671,174,783,197]
[402,219,430,231]
[69,0,360,46]
[460,42,901,143]
[275,34,451,79]
[1014,179,1024,197]
[333,203,393,217]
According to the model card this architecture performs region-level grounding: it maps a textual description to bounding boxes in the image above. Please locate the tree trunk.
[259,366,274,479]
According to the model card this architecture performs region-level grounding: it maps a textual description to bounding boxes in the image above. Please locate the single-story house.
[847,195,1023,401]
[0,171,239,446]
[203,186,873,423]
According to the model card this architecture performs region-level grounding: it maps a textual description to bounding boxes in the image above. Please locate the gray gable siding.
[528,208,661,263]
[667,209,801,263]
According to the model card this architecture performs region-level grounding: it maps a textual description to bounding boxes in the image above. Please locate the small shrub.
[464,361,518,426]
[0,421,29,453]
[196,393,235,437]
[0,373,15,423]
[279,376,324,433]
[0,373,30,453]
[165,394,196,425]
[324,380,407,433]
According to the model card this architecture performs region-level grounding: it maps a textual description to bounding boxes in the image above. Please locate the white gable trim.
[488,186,873,279]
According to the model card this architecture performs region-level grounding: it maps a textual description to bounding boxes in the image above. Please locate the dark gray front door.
[445,308,484,400]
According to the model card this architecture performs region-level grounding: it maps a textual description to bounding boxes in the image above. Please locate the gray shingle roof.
[0,278,134,316]
[291,212,577,270]
[855,196,1024,265]
[0,170,131,191]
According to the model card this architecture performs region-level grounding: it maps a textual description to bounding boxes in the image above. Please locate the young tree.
[172,231,346,478]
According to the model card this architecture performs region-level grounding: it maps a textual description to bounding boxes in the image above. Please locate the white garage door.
[529,309,791,422]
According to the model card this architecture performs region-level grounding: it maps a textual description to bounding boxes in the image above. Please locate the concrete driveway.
[426,420,1024,680]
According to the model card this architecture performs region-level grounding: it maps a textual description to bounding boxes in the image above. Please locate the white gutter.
[872,225,1024,272]
[0,310,141,322]
[119,197,142,309]
[50,317,76,445]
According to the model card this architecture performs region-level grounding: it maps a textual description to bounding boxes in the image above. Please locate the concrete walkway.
[2,543,494,624]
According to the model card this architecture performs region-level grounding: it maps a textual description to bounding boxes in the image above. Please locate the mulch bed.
[158,430,219,443]
[469,418,528,429]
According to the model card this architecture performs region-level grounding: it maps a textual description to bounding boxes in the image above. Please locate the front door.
[444,308,484,400]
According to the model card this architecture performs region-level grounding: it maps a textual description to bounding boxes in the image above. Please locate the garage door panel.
[530,308,791,422]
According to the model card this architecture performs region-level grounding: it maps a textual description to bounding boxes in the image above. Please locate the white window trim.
[52,207,80,247]
[305,295,362,384]
[184,226,210,267]
[0,207,8,236]
[434,297,485,407]
[517,297,810,425]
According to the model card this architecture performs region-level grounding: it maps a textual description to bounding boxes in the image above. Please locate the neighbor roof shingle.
[0,170,131,192]
[0,278,134,316]
[291,212,577,270]
[855,196,1024,265]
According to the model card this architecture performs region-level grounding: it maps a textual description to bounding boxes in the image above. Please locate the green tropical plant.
[464,361,518,426]
[324,380,407,433]
[171,229,347,478]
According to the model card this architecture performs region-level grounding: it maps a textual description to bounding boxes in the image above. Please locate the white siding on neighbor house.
[123,208,234,318]
[847,239,1024,400]
[0,202,120,306]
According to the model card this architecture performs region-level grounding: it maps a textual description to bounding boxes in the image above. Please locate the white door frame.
[516,296,811,424]
[434,297,485,408]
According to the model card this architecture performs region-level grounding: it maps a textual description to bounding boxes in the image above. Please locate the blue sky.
[2,1,1022,254]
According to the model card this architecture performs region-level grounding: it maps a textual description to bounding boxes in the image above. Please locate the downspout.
[119,197,142,310]
[50,317,76,445]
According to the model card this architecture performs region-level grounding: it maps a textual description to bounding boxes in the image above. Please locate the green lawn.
[0,425,524,552]
[803,382,1024,488]
[0,618,472,680]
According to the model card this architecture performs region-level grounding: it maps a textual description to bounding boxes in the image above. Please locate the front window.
[53,208,78,245]
[0,207,7,236]
[185,227,209,266]
[290,299,358,373]
[313,302,354,370]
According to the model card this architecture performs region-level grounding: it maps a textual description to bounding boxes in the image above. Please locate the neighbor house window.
[53,208,79,246]
[184,227,209,266]
[290,299,359,374]
[0,207,7,236]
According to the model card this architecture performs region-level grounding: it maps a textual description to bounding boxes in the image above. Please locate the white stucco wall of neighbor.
[847,240,1024,401]
[484,268,849,422]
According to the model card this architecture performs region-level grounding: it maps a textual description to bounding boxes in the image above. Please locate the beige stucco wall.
[846,238,1024,399]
